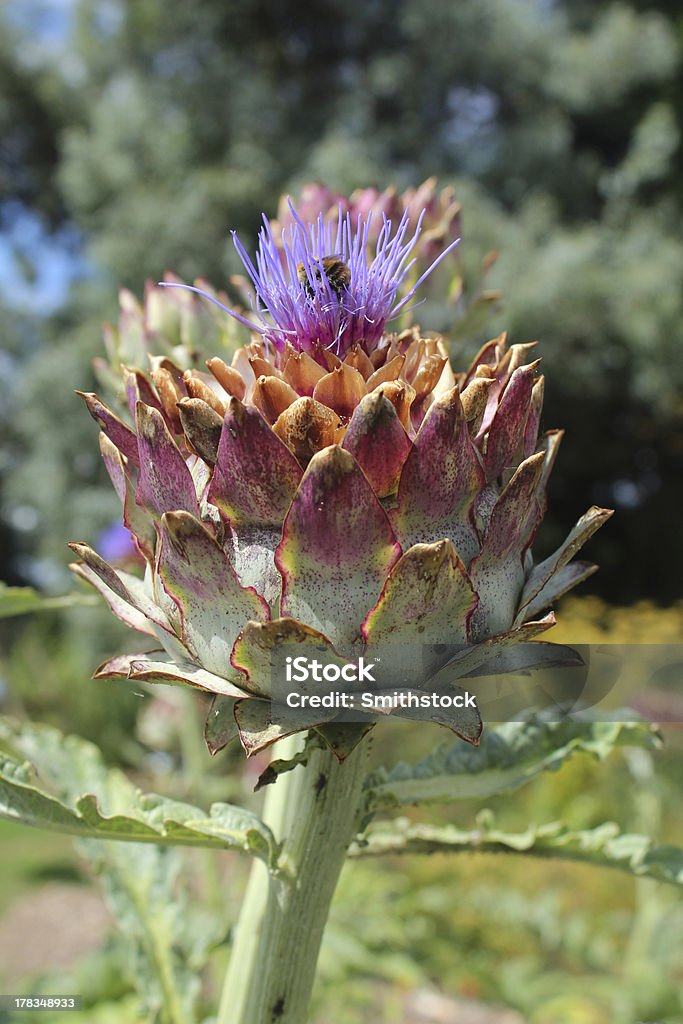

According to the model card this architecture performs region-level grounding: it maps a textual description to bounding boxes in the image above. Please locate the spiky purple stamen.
[161,201,460,358]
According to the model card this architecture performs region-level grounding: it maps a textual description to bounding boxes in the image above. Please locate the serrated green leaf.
[0,716,275,1024]
[0,752,98,831]
[83,836,200,1024]
[364,712,660,810]
[351,813,683,888]
[0,582,97,617]
[0,717,277,861]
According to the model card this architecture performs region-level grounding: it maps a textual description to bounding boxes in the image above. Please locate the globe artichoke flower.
[69,201,611,759]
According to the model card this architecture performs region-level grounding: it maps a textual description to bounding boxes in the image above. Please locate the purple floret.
[161,201,460,359]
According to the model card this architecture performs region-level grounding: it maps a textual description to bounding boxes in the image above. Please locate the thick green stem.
[217,734,370,1024]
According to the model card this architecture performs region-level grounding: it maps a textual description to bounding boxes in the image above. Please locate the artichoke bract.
[69,199,611,759]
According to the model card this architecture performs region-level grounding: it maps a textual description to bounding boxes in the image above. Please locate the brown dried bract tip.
[318,348,342,373]
[151,367,184,432]
[249,355,283,380]
[465,332,508,383]
[206,357,247,401]
[149,357,187,393]
[121,365,160,409]
[373,380,415,432]
[251,375,298,425]
[412,354,448,402]
[506,343,539,376]
[312,363,367,422]
[395,325,422,349]
[183,371,227,417]
[366,354,405,391]
[283,350,326,397]
[177,398,224,465]
[246,338,268,361]
[460,376,495,436]
[343,345,374,379]
[402,337,426,384]
[273,397,345,464]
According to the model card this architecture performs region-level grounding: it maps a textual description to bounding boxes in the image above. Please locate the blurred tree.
[2,0,682,602]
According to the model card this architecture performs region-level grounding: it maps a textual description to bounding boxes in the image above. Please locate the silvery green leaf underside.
[363,712,660,810]
[0,717,276,865]
[350,813,683,889]
[0,716,253,1024]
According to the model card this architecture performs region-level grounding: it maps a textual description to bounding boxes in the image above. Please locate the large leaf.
[0,717,280,1022]
[364,712,660,810]
[0,718,251,1024]
[351,813,683,888]
[0,582,97,618]
[83,833,211,1024]
[0,717,276,863]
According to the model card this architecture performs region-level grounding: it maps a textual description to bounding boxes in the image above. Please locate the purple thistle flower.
[161,201,460,359]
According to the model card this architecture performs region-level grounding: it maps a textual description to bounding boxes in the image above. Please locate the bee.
[297,254,351,300]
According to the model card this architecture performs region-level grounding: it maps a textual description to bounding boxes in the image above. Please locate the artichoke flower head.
[70,192,612,759]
